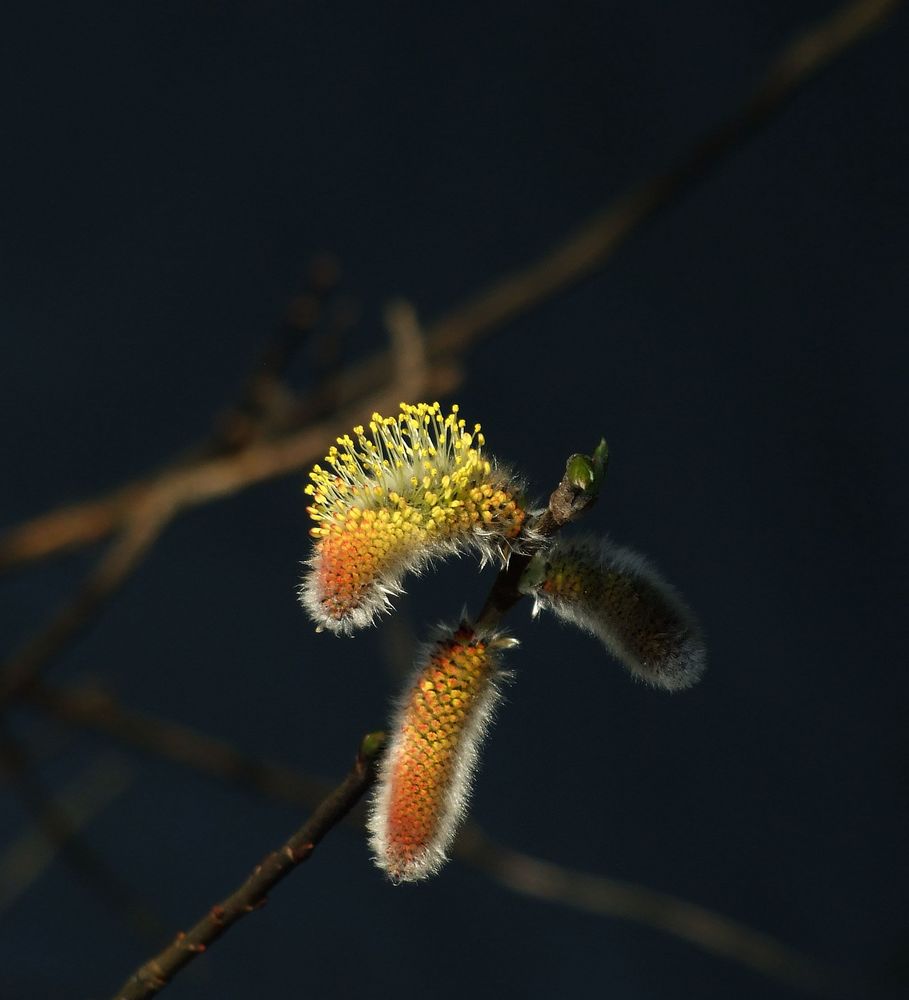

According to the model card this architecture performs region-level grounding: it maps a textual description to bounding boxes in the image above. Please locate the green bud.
[565,438,608,494]
[591,438,609,482]
[566,454,596,491]
[359,731,387,760]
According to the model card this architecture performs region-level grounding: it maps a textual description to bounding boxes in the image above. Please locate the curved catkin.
[522,537,706,691]
[299,402,526,634]
[368,623,516,882]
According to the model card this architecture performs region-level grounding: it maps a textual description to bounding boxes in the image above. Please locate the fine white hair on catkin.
[300,403,529,634]
[520,536,706,692]
[368,622,517,882]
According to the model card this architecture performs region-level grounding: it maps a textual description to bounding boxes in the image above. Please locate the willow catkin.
[368,623,516,882]
[300,402,526,634]
[521,537,705,691]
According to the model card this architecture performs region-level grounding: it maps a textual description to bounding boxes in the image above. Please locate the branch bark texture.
[111,733,384,1000]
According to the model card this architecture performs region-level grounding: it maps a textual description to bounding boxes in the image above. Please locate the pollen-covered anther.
[299,403,527,634]
[368,623,515,882]
[521,537,706,692]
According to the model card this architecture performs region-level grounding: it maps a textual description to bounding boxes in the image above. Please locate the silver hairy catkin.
[520,536,706,691]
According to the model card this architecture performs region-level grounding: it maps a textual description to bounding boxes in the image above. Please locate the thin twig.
[0,497,177,709]
[0,0,899,574]
[426,0,905,360]
[454,825,850,999]
[475,448,603,630]
[28,680,846,995]
[110,732,384,1000]
[209,253,341,453]
[0,341,451,704]
[0,372,456,576]
[383,297,433,405]
[24,683,331,809]
[0,747,135,920]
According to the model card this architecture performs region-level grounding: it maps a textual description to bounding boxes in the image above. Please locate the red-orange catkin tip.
[368,622,517,883]
[520,536,706,692]
[299,402,527,635]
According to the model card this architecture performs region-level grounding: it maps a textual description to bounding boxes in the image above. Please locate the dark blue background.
[2,2,907,997]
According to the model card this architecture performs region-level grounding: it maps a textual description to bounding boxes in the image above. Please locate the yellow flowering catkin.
[300,402,526,634]
[368,623,516,882]
[521,537,706,691]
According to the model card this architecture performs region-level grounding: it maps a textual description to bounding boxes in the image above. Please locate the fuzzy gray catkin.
[520,537,706,691]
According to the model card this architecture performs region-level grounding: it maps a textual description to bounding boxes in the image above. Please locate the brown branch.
[110,732,385,1000]
[454,826,850,999]
[24,682,332,809]
[28,680,847,995]
[0,497,177,708]
[0,331,452,705]
[383,297,434,405]
[0,367,456,576]
[1,0,899,575]
[0,745,135,919]
[425,0,904,360]
[209,253,341,453]
[476,444,605,630]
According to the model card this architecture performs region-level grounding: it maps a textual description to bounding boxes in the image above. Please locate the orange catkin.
[368,623,516,882]
[300,402,526,634]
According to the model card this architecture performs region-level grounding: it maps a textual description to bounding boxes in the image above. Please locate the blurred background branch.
[0,732,142,927]
[0,0,899,575]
